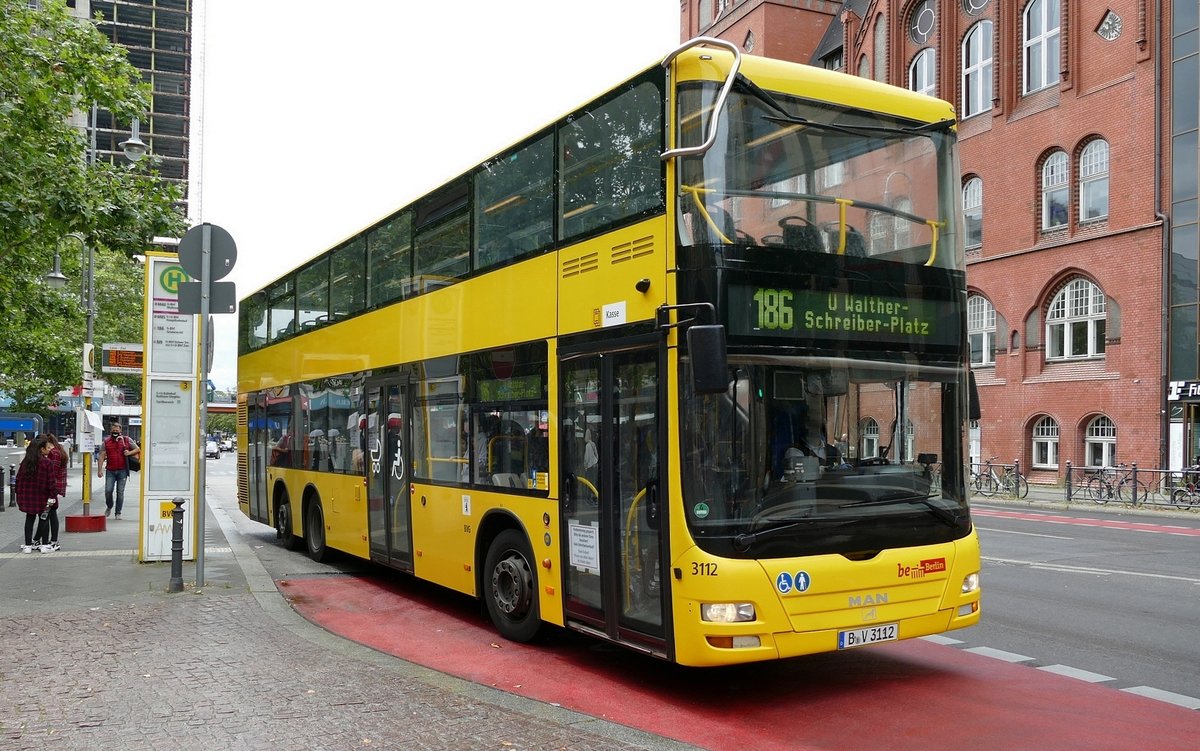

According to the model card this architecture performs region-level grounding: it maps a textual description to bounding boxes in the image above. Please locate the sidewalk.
[0,464,688,750]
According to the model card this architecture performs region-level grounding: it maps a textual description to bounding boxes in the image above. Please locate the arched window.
[1079,139,1110,221]
[1046,278,1106,360]
[1041,150,1069,230]
[861,418,880,459]
[1032,416,1059,468]
[858,54,871,79]
[962,20,993,118]
[963,177,983,248]
[874,16,887,82]
[967,294,996,366]
[1085,416,1116,468]
[910,48,936,97]
[1024,0,1061,94]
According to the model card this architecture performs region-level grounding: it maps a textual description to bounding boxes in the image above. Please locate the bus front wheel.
[483,529,541,643]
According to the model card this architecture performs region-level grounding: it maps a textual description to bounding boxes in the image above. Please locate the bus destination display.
[728,285,957,347]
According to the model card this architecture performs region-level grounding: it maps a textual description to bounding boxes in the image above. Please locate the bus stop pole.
[195,224,211,588]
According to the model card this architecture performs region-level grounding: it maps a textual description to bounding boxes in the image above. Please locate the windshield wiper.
[732,516,854,552]
[838,495,960,527]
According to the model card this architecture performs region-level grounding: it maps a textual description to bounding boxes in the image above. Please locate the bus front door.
[366,380,413,571]
[560,346,667,654]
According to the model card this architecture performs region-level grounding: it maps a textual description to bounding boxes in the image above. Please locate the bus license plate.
[837,623,898,649]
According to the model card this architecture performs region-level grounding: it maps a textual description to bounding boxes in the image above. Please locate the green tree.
[0,0,185,412]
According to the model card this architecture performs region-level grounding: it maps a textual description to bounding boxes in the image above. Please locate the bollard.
[1013,459,1021,498]
[1131,463,1140,506]
[0,466,5,512]
[8,464,15,507]
[168,497,186,593]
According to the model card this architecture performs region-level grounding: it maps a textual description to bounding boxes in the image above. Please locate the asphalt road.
[963,502,1200,701]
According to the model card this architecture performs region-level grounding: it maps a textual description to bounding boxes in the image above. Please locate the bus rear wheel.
[276,498,300,550]
[306,499,328,562]
[483,529,540,643]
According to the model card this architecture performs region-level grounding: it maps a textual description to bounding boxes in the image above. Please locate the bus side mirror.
[688,325,728,394]
[968,369,981,421]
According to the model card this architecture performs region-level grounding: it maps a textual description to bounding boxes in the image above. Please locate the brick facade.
[689,0,1170,478]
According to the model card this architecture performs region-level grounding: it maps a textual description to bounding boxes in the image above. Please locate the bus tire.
[483,529,541,643]
[306,498,328,563]
[276,498,300,550]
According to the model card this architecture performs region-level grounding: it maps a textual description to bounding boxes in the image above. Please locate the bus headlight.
[961,572,980,594]
[701,602,755,623]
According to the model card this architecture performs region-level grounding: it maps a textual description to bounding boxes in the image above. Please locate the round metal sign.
[178,223,237,281]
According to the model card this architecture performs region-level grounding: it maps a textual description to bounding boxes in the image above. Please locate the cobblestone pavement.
[0,463,696,751]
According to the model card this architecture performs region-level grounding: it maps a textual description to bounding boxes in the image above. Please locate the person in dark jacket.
[15,438,59,553]
[96,422,139,518]
[42,433,69,550]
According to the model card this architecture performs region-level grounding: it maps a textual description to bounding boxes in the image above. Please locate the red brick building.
[684,0,1187,481]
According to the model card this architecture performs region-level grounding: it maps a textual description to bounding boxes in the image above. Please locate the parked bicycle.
[1085,463,1148,505]
[974,457,1029,499]
[1170,464,1200,509]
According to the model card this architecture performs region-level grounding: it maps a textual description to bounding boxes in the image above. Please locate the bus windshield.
[680,355,970,559]
[676,82,961,270]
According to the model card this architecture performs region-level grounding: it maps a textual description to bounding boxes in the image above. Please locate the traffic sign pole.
[196,224,211,588]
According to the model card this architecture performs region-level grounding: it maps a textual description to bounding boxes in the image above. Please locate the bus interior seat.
[779,216,823,253]
[491,473,523,488]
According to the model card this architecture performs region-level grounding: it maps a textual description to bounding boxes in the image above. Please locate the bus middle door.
[559,345,666,654]
[366,379,413,571]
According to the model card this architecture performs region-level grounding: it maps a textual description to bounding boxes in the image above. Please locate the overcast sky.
[197,1,680,389]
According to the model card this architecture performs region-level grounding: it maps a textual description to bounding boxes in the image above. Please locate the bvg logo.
[159,265,189,294]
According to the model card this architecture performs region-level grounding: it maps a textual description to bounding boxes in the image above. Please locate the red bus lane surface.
[280,575,1200,751]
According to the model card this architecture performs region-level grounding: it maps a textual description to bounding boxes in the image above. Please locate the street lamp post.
[44,105,149,522]
[46,233,95,513]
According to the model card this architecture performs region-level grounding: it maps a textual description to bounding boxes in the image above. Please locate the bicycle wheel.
[1085,477,1110,505]
[977,472,997,497]
[1171,488,1187,507]
[1117,479,1148,505]
[1013,473,1029,499]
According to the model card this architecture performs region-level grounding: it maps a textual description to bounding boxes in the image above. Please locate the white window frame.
[1046,278,1107,361]
[861,418,880,459]
[1041,150,1069,230]
[962,21,993,118]
[1079,139,1110,222]
[963,177,983,249]
[968,294,996,366]
[1023,0,1061,94]
[1032,416,1059,468]
[868,213,889,254]
[1085,416,1116,469]
[910,48,936,97]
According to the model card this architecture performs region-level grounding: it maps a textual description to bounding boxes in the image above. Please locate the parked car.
[205,439,220,459]
[221,437,234,452]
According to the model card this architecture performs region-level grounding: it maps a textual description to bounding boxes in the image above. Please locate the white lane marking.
[976,526,1072,540]
[1038,664,1114,683]
[964,646,1034,662]
[982,556,1200,585]
[921,634,964,646]
[1121,686,1200,710]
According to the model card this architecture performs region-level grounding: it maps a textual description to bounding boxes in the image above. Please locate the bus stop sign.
[178,223,236,281]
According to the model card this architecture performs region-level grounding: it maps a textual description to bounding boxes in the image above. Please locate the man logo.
[160,265,189,294]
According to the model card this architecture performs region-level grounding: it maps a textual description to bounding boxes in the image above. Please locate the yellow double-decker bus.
[237,38,981,667]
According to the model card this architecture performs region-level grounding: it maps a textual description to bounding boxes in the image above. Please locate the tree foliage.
[0,0,186,413]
